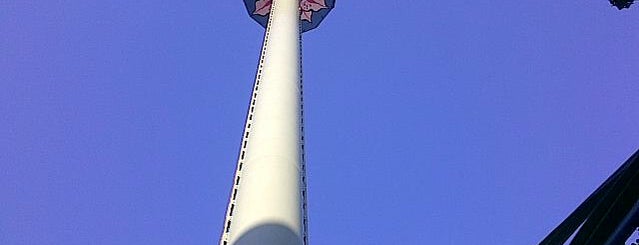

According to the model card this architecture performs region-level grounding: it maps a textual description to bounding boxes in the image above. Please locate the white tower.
[219,1,334,245]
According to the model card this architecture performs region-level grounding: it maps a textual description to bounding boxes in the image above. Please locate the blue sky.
[1,1,638,244]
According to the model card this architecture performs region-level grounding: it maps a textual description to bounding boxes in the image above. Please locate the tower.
[219,1,334,245]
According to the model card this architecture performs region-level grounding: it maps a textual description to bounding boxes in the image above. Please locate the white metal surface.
[220,0,306,244]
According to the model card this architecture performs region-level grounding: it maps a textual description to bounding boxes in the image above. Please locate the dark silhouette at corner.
[233,223,303,245]
[540,149,639,245]
[610,0,634,9]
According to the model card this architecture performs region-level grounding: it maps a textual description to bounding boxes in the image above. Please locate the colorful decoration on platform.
[243,0,335,32]
[253,0,327,22]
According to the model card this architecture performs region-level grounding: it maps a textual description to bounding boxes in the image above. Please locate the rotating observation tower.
[219,0,334,245]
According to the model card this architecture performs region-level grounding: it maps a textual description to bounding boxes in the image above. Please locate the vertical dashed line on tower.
[298,15,309,245]
[219,2,278,244]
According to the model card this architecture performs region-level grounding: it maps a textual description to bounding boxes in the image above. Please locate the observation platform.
[243,0,335,32]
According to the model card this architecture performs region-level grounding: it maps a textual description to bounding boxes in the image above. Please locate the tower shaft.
[221,0,306,244]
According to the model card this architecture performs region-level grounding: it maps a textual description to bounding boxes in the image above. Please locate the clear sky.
[1,1,638,244]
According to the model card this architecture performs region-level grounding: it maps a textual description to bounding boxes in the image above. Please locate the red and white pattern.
[253,0,327,22]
